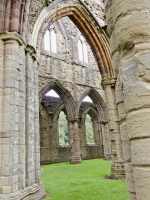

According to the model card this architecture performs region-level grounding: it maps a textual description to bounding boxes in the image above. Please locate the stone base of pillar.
[129,192,137,200]
[0,183,48,200]
[103,154,112,160]
[111,162,125,179]
[70,156,82,164]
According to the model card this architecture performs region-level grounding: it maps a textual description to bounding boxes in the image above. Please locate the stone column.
[100,122,111,160]
[34,60,40,184]
[92,118,101,145]
[25,46,36,187]
[0,35,26,195]
[51,115,59,162]
[0,38,4,194]
[79,119,87,147]
[68,119,82,164]
[116,78,136,199]
[78,118,87,159]
[0,33,46,199]
[105,0,150,199]
[102,78,125,178]
[25,45,46,198]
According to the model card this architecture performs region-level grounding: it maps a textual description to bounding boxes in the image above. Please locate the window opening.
[58,111,69,145]
[78,35,88,63]
[44,30,50,51]
[44,25,57,53]
[85,114,95,144]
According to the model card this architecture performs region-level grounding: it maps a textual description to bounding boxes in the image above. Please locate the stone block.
[120,122,129,142]
[2,186,11,194]
[1,177,9,186]
[134,167,150,200]
[131,138,150,165]
[127,109,150,139]
[122,141,131,162]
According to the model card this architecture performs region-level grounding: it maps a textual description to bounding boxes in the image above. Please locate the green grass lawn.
[41,159,129,200]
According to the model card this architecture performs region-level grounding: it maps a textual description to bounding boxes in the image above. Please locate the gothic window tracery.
[78,35,88,63]
[44,25,57,53]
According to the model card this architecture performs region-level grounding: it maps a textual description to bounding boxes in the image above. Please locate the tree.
[58,111,69,145]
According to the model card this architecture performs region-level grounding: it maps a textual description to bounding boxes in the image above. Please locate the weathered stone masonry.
[0,0,123,199]
[105,0,150,199]
[2,0,149,199]
[38,16,111,164]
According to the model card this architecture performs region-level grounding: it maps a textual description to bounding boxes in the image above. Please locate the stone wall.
[39,17,104,100]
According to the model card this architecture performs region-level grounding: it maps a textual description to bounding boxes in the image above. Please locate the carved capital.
[0,31,25,46]
[101,78,116,89]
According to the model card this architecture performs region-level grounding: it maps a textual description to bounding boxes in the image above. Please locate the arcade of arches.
[0,0,150,199]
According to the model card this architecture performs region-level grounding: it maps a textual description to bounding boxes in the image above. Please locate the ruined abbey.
[0,0,149,199]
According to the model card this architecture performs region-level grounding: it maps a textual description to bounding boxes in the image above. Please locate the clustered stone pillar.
[105,0,150,199]
[0,33,45,199]
[68,119,82,164]
[0,34,26,195]
[102,78,125,178]
[25,45,41,187]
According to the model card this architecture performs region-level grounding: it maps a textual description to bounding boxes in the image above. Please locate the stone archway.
[78,88,111,160]
[39,80,75,119]
[39,80,82,164]
[31,0,113,79]
[79,103,103,159]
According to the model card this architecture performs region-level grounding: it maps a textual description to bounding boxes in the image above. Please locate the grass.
[41,159,129,200]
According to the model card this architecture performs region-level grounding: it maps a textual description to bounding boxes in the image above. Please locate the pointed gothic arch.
[31,1,113,79]
[39,80,75,119]
[77,88,107,122]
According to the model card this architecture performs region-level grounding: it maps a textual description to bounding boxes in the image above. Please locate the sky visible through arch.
[82,96,93,103]
[45,89,60,97]
[45,89,92,103]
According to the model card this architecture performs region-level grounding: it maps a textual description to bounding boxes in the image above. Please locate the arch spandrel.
[31,0,114,79]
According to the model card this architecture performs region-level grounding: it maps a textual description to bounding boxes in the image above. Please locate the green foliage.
[41,159,129,200]
[58,111,68,145]
[85,114,94,144]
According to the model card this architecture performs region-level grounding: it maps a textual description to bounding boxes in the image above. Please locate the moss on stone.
[118,41,133,53]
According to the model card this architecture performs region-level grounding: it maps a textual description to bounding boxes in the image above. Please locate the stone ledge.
[0,183,47,200]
